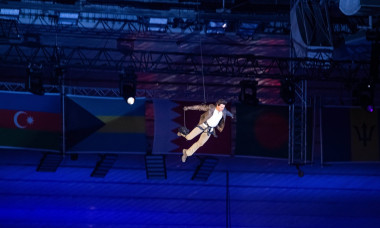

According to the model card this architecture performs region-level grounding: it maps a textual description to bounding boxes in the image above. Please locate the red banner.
[0,109,61,132]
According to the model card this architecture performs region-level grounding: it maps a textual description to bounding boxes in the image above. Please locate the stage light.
[127,96,135,105]
[148,17,168,32]
[25,65,44,96]
[120,66,137,105]
[237,22,259,39]
[353,82,375,112]
[0,8,19,20]
[280,79,296,105]
[367,105,374,113]
[58,12,79,25]
[361,83,374,112]
[239,80,259,105]
[206,21,227,35]
[121,83,136,105]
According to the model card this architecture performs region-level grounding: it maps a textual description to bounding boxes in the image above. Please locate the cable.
[183,109,187,129]
[199,35,207,104]
[196,0,207,104]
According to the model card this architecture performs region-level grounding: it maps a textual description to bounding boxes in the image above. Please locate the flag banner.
[153,100,232,155]
[152,99,180,154]
[322,107,380,162]
[0,91,62,151]
[65,95,146,153]
[235,104,289,158]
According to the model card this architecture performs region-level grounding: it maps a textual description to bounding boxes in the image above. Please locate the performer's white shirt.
[206,109,223,127]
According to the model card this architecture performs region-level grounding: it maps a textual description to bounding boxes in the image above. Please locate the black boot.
[178,126,189,136]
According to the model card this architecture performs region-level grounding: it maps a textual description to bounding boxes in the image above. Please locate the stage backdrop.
[65,95,146,153]
[235,104,289,158]
[153,99,232,155]
[0,91,62,151]
[322,107,380,162]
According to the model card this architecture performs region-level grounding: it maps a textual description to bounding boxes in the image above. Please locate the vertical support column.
[319,97,324,167]
[312,95,323,166]
[289,80,307,165]
[289,0,308,167]
[57,65,66,157]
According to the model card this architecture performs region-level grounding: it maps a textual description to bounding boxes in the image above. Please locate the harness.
[197,122,217,137]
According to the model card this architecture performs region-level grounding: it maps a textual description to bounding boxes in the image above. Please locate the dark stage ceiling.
[0,0,379,105]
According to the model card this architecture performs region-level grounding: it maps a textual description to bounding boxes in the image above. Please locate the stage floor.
[1,150,379,228]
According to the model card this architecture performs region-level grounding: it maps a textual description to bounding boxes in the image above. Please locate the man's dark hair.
[216,99,227,106]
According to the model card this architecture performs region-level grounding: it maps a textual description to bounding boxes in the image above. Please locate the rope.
[196,0,207,104]
[182,0,206,132]
[183,109,187,129]
[199,36,206,104]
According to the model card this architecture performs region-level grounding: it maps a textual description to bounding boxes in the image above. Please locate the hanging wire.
[181,0,206,130]
[183,109,187,129]
[199,35,207,104]
[197,0,207,104]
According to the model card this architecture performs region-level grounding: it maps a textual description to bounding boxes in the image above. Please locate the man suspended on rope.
[177,99,234,163]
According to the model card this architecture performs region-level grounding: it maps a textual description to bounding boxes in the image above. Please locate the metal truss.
[0,82,121,97]
[295,0,333,47]
[0,0,358,44]
[288,0,307,169]
[0,0,290,39]
[0,82,237,102]
[288,80,308,166]
[0,41,373,82]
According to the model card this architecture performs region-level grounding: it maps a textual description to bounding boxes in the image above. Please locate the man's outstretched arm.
[226,110,234,119]
[184,104,210,111]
